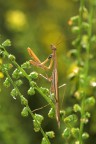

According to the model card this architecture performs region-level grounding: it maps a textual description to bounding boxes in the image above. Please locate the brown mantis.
[27,44,61,128]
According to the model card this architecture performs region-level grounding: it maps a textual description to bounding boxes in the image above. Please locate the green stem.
[27,105,51,144]
[0,45,54,109]
[79,4,93,144]
[77,0,84,65]
[5,70,51,144]
[0,45,30,81]
[35,87,55,110]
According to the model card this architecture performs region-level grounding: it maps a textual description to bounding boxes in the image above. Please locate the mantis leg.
[28,47,54,70]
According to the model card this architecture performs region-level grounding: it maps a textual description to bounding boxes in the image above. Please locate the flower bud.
[82,22,89,29]
[71,128,79,139]
[34,114,44,124]
[3,78,10,87]
[30,81,37,87]
[8,54,16,61]
[46,131,55,138]
[82,132,89,139]
[72,26,80,34]
[80,117,88,124]
[21,107,28,117]
[62,128,71,138]
[29,72,38,79]
[70,16,79,22]
[28,87,35,95]
[12,69,20,79]
[85,97,95,107]
[2,39,11,47]
[20,95,28,105]
[33,120,40,132]
[2,64,13,72]
[64,114,78,125]
[48,108,55,119]
[10,88,18,99]
[41,137,49,144]
[21,61,31,69]
[73,104,81,112]
[15,79,23,86]
[33,115,43,133]
[40,87,50,95]
[85,112,90,118]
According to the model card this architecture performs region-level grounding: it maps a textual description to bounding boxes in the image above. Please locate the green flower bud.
[33,114,44,132]
[2,64,13,72]
[64,114,78,125]
[40,87,50,95]
[21,61,31,69]
[10,88,18,99]
[80,117,88,124]
[21,107,28,117]
[2,39,11,47]
[82,7,89,20]
[81,35,88,49]
[19,71,24,77]
[82,132,89,140]
[34,114,44,124]
[29,72,38,79]
[20,95,28,105]
[82,22,89,29]
[33,120,40,132]
[48,108,55,119]
[3,78,10,87]
[71,128,79,139]
[73,104,81,112]
[46,131,55,138]
[85,112,90,118]
[12,69,20,79]
[30,81,37,87]
[70,16,79,22]
[15,79,23,86]
[62,128,71,138]
[41,137,49,144]
[85,97,95,107]
[28,87,35,95]
[72,26,80,34]
[8,54,16,61]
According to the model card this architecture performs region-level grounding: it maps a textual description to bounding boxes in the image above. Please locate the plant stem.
[5,70,51,144]
[0,45,55,109]
[79,3,93,144]
[35,87,55,110]
[77,0,84,65]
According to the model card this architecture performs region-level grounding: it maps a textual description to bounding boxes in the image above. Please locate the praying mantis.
[27,44,62,128]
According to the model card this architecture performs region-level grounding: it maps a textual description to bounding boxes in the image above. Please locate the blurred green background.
[0,0,96,144]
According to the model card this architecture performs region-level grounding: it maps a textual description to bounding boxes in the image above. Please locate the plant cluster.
[0,0,96,144]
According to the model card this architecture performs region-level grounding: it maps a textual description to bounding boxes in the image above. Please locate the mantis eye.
[48,54,53,59]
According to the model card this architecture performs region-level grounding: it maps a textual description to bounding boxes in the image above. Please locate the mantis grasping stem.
[27,44,60,128]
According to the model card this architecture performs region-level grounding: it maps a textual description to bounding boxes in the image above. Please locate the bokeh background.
[0,0,96,144]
